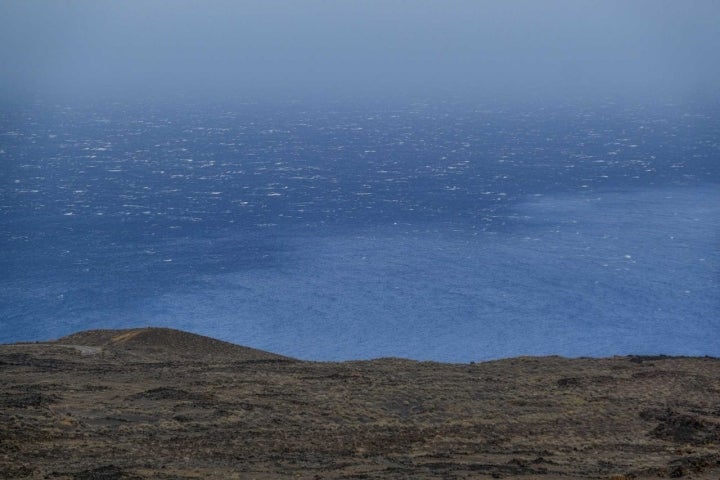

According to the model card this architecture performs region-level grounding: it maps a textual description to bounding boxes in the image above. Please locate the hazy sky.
[1,0,719,102]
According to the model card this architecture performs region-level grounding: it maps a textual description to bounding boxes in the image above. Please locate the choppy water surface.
[1,100,718,360]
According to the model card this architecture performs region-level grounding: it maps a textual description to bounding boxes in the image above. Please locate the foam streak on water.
[1,101,718,361]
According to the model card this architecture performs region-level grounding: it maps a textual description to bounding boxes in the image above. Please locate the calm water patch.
[61,185,718,361]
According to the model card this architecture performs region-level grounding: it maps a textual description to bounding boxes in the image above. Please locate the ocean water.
[1,99,718,361]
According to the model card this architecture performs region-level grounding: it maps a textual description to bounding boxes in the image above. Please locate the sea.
[1,98,718,361]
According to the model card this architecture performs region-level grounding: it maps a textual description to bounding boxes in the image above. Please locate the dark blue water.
[1,99,718,361]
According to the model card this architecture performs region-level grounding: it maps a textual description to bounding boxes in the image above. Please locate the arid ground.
[1,328,719,479]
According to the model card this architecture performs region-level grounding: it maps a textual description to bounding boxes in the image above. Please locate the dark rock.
[651,410,719,445]
[127,387,207,402]
[557,377,581,387]
[0,392,59,408]
[74,464,139,480]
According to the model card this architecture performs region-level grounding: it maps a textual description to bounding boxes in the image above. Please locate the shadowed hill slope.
[54,327,292,362]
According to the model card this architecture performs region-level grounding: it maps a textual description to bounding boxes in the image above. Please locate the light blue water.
[1,100,718,360]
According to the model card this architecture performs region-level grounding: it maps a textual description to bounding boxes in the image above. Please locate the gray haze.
[1,0,719,102]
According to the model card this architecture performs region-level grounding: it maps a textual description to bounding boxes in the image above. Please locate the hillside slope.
[55,327,292,362]
[1,329,719,479]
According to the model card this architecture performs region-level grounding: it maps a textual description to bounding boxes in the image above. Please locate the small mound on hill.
[55,327,292,362]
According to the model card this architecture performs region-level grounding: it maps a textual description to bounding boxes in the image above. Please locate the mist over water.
[2,0,720,104]
[1,100,718,360]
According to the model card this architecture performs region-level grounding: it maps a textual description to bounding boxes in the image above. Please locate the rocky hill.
[54,327,290,362]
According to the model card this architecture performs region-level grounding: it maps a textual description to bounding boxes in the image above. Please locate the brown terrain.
[1,327,719,479]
